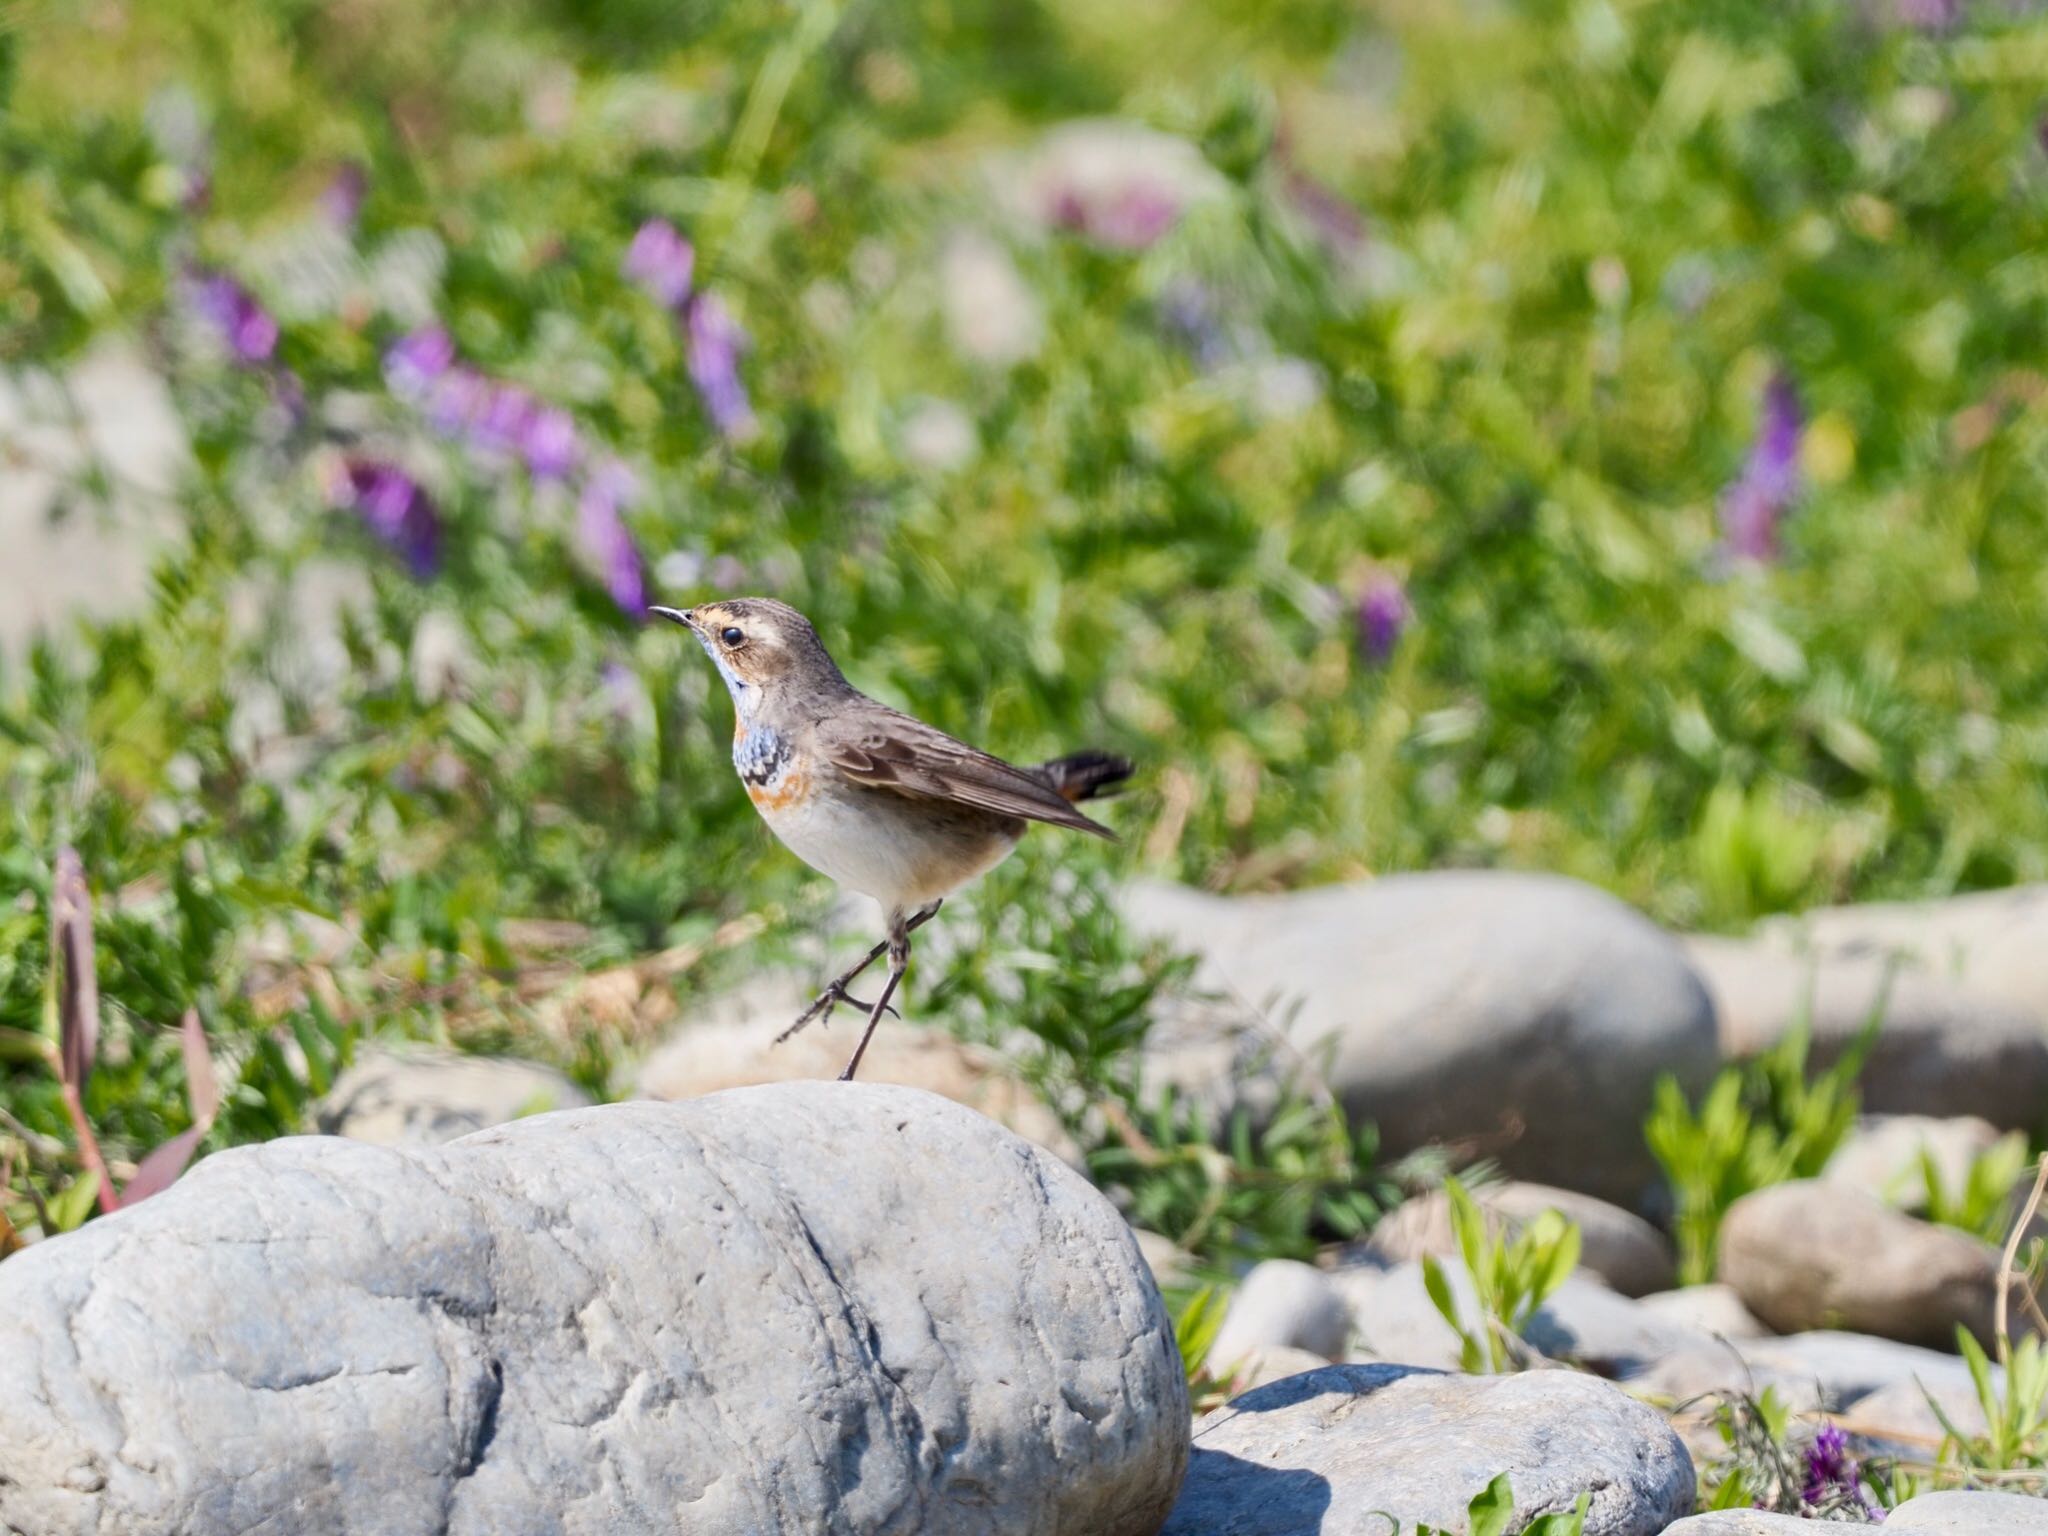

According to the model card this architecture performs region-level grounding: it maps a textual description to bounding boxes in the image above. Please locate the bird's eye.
[720,627,745,648]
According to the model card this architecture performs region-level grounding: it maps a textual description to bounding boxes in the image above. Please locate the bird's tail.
[1035,750,1135,805]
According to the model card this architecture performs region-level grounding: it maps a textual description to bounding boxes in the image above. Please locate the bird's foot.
[776,978,897,1044]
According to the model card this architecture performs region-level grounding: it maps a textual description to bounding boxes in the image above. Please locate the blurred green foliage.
[6,0,2048,1232]
[1646,1009,1877,1284]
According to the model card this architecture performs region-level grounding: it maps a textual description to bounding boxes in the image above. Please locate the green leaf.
[44,1169,100,1233]
[1464,1472,1515,1536]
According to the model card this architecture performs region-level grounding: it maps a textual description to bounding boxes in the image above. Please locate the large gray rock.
[1758,884,2048,1023]
[1718,1181,2000,1347]
[1888,1489,2048,1532]
[1360,1182,1675,1296]
[1688,935,2048,1132]
[1660,1516,1829,1534]
[1125,873,1719,1208]
[314,1044,592,1146]
[1158,1365,1693,1535]
[0,1085,1188,1536]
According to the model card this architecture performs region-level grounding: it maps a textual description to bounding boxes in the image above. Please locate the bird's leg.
[839,912,913,1082]
[776,900,943,1045]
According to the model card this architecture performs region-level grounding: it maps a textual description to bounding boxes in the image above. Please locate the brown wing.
[819,707,1117,840]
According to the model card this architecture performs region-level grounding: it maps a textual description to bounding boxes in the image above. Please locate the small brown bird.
[652,598,1131,1080]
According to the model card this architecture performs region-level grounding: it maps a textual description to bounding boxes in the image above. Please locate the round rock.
[1717,1181,2000,1347]
[0,1084,1187,1536]
[1125,873,1718,1209]
[1159,1364,1694,1536]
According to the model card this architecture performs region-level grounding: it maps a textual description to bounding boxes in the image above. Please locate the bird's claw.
[775,979,898,1045]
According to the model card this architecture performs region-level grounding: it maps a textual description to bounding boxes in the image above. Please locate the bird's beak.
[648,606,697,630]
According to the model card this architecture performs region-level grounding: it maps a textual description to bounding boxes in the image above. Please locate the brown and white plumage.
[651,596,1130,1078]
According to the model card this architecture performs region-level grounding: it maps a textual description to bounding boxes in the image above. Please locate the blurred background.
[4,0,2048,1277]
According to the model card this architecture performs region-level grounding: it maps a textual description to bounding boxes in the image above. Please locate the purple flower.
[577,460,647,618]
[1356,575,1411,664]
[321,164,368,229]
[425,367,492,439]
[385,326,457,403]
[685,292,756,439]
[1799,1423,1882,1519]
[520,404,581,480]
[332,459,439,578]
[1720,370,1803,563]
[622,219,696,309]
[1894,0,1960,28]
[187,272,278,365]
[470,382,537,460]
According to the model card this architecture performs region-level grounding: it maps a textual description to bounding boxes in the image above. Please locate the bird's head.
[650,597,846,715]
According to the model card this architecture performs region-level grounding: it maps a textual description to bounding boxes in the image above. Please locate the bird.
[650,597,1132,1081]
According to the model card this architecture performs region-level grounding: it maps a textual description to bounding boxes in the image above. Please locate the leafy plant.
[1918,1133,2032,1246]
[1646,1002,1880,1285]
[1926,1157,2048,1490]
[1420,1176,1580,1374]
[1403,1472,1590,1536]
[1173,1283,1237,1413]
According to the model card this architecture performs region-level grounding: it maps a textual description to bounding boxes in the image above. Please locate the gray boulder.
[1888,1489,2048,1532]
[1360,1181,1675,1296]
[314,1044,591,1146]
[1840,1377,1986,1458]
[1159,1364,1693,1535]
[1660,1516,1830,1534]
[1687,935,2048,1132]
[1718,1181,2000,1346]
[1125,873,1718,1208]
[0,1085,1188,1536]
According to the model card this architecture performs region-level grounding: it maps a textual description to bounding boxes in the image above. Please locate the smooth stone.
[636,976,1080,1166]
[314,1044,591,1146]
[1159,1364,1694,1536]
[1823,1114,2007,1210]
[1758,884,2048,1023]
[1360,1182,1676,1296]
[0,1085,1188,1536]
[1687,935,2048,1133]
[1348,1260,1708,1379]
[1636,1284,1772,1341]
[1209,1261,1350,1367]
[1718,1181,2000,1347]
[1125,872,1719,1209]
[1660,1516,1830,1533]
[1888,1489,2048,1532]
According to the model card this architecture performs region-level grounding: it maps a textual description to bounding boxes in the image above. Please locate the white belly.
[756,774,1020,914]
